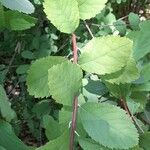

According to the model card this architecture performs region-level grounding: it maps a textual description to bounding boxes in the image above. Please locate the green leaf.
[0,121,30,150]
[79,102,139,149]
[36,130,69,150]
[5,11,37,30]
[133,20,150,60]
[0,5,5,28]
[27,56,66,98]
[16,65,30,75]
[77,0,107,20]
[48,61,83,105]
[21,51,35,59]
[102,58,139,84]
[0,85,16,122]
[32,100,50,118]
[43,115,61,140]
[141,63,150,82]
[139,132,150,150]
[0,146,6,150]
[130,92,147,110]
[105,82,131,98]
[114,20,126,35]
[128,12,140,30]
[78,36,132,75]
[59,109,87,137]
[0,0,35,14]
[132,83,150,92]
[43,0,79,33]
[79,138,109,150]
[79,138,142,150]
[83,79,108,96]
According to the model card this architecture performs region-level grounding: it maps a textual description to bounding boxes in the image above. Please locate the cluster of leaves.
[0,0,149,150]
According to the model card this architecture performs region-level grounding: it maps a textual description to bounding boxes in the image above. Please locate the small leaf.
[128,12,140,30]
[114,20,127,35]
[32,100,50,118]
[43,0,79,33]
[79,102,139,149]
[16,65,30,75]
[43,115,61,140]
[27,56,66,98]
[79,36,132,75]
[0,85,16,122]
[77,0,107,20]
[48,61,83,105]
[0,0,35,14]
[21,51,35,59]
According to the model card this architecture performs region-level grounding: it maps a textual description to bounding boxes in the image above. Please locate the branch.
[69,33,79,150]
[83,21,94,38]
[120,98,144,133]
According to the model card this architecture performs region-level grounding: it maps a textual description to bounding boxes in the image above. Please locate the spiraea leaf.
[48,61,83,105]
[77,0,107,20]
[43,0,79,33]
[79,36,133,75]
[79,102,139,149]
[27,56,66,98]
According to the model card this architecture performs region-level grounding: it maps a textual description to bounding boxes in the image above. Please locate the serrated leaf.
[43,0,79,33]
[79,138,142,150]
[0,85,16,122]
[0,0,35,14]
[139,132,150,150]
[43,115,61,140]
[77,0,107,20]
[79,102,139,149]
[36,130,69,150]
[0,121,30,150]
[132,83,150,92]
[133,20,150,60]
[48,61,83,105]
[79,138,109,150]
[78,36,132,75]
[27,56,66,98]
[105,82,131,98]
[102,58,139,84]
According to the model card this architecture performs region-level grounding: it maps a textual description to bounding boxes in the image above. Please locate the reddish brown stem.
[69,96,78,150]
[72,33,78,64]
[120,98,132,118]
[69,33,78,150]
[120,98,144,133]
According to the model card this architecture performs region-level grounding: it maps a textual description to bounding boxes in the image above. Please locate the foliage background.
[0,0,150,149]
